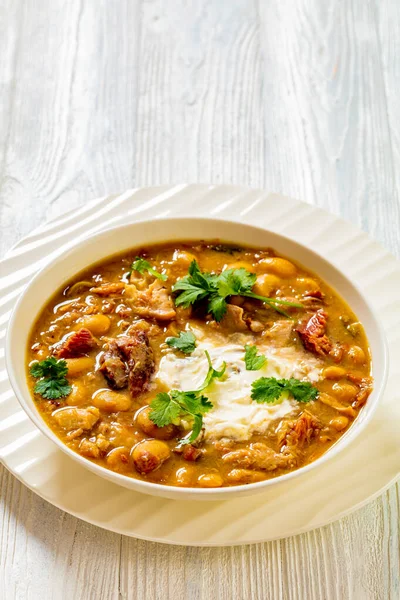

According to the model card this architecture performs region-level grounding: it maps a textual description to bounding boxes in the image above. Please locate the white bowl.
[5,218,388,501]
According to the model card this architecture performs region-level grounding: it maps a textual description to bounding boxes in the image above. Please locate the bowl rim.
[5,216,389,499]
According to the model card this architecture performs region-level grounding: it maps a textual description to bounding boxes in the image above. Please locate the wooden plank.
[257,0,400,257]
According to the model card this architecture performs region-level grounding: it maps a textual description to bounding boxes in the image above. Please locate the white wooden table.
[1,1,399,598]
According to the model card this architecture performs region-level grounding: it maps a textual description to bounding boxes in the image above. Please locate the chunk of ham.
[52,406,100,431]
[296,310,343,361]
[99,331,155,397]
[126,280,176,321]
[117,331,155,397]
[174,444,202,461]
[99,340,129,389]
[55,328,96,358]
[222,442,295,471]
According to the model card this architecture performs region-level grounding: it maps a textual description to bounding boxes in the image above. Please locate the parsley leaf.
[148,392,181,427]
[207,295,227,321]
[172,260,217,308]
[131,257,167,281]
[199,350,226,390]
[170,390,213,415]
[251,377,319,404]
[217,268,256,298]
[166,331,196,354]
[30,358,72,400]
[251,378,284,403]
[149,351,223,444]
[149,389,213,445]
[244,345,267,371]
[29,357,68,379]
[188,415,203,444]
[284,378,319,403]
[172,262,303,320]
[34,378,72,400]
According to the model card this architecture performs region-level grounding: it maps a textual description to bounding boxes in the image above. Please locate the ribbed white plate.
[1,184,400,546]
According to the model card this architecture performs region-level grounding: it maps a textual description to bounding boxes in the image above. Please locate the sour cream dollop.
[157,334,321,441]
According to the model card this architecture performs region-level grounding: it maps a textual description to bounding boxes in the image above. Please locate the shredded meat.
[222,442,294,472]
[278,412,320,451]
[94,433,111,453]
[307,290,324,299]
[99,341,129,389]
[263,320,293,346]
[53,406,100,431]
[296,310,342,361]
[347,374,373,408]
[90,282,125,296]
[55,328,96,358]
[126,319,162,339]
[115,331,155,397]
[302,292,325,309]
[248,319,264,333]
[220,304,248,331]
[79,438,101,458]
[126,280,176,321]
[213,438,235,453]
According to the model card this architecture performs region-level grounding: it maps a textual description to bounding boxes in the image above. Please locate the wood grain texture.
[0,0,399,598]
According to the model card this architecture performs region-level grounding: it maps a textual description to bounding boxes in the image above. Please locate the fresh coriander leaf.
[30,357,68,379]
[199,350,226,390]
[251,377,284,404]
[284,378,319,403]
[131,257,167,281]
[217,268,256,298]
[34,378,72,400]
[207,294,227,321]
[188,260,217,291]
[169,390,213,416]
[172,261,217,307]
[244,345,267,371]
[149,387,213,445]
[170,390,199,414]
[149,392,181,427]
[172,261,304,320]
[172,262,214,308]
[30,357,71,400]
[198,395,214,412]
[166,331,196,354]
[177,414,206,447]
[251,376,319,404]
[173,284,209,308]
[186,415,203,445]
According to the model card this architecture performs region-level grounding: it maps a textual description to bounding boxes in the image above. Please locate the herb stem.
[243,292,303,308]
[243,292,303,318]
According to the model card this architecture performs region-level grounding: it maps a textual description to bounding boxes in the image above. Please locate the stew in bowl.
[6,218,386,500]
